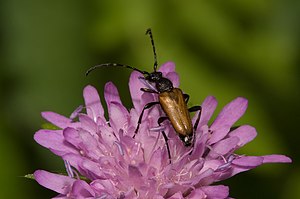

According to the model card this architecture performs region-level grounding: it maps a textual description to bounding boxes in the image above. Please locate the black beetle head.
[145,71,162,82]
[145,71,174,93]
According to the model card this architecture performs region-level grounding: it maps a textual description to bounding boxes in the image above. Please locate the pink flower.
[34,62,291,198]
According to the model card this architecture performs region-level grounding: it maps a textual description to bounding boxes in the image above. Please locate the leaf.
[41,123,60,130]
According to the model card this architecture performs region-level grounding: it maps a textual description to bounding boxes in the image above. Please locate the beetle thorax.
[156,78,173,92]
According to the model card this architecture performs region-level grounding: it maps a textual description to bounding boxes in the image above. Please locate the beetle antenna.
[85,63,149,76]
[146,28,158,72]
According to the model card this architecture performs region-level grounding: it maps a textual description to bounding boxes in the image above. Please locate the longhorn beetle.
[86,28,202,162]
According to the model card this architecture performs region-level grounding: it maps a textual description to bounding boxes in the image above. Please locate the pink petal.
[202,160,223,172]
[97,124,117,146]
[63,128,102,160]
[41,112,71,128]
[187,188,206,199]
[227,154,291,180]
[104,82,122,105]
[229,156,265,177]
[62,127,81,147]
[62,154,87,177]
[70,105,83,120]
[228,125,257,147]
[232,156,264,167]
[195,96,218,130]
[108,102,129,132]
[262,154,292,163]
[83,85,104,122]
[129,71,145,111]
[52,195,67,199]
[158,61,176,74]
[34,129,77,156]
[190,132,207,159]
[201,185,229,199]
[211,97,248,132]
[159,62,179,87]
[166,72,180,87]
[208,125,231,145]
[140,90,157,107]
[169,192,184,199]
[71,179,95,197]
[195,168,216,186]
[78,114,97,135]
[148,148,167,171]
[209,137,240,158]
[128,165,144,186]
[34,170,76,194]
[90,179,116,196]
[62,154,106,181]
[80,158,107,179]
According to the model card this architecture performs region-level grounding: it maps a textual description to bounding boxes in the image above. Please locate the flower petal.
[208,125,231,145]
[166,72,180,88]
[228,156,265,177]
[232,156,264,167]
[129,71,145,111]
[34,170,76,194]
[262,154,292,163]
[63,128,102,160]
[210,97,248,135]
[97,124,117,146]
[70,105,83,120]
[169,192,184,199]
[108,102,129,133]
[41,112,71,128]
[128,165,144,187]
[91,179,118,197]
[71,180,95,198]
[187,188,206,199]
[104,82,122,105]
[34,129,77,156]
[195,96,218,130]
[201,185,229,199]
[78,114,97,135]
[209,137,240,158]
[228,125,257,147]
[159,62,179,87]
[158,61,176,74]
[83,85,104,122]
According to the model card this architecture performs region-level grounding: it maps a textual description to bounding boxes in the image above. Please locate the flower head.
[34,62,291,198]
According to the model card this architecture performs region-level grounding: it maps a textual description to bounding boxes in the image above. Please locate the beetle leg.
[158,116,168,124]
[133,101,160,137]
[157,116,171,163]
[188,105,202,132]
[140,88,159,94]
[189,106,202,131]
[188,106,202,149]
[188,106,201,112]
[183,94,190,103]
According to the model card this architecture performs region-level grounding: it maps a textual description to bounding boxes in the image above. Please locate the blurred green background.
[0,0,299,198]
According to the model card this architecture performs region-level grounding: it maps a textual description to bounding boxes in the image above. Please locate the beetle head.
[145,71,174,93]
[145,71,162,82]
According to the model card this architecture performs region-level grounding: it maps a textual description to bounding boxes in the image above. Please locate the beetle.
[86,28,202,162]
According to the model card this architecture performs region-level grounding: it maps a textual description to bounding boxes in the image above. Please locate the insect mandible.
[86,28,202,162]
